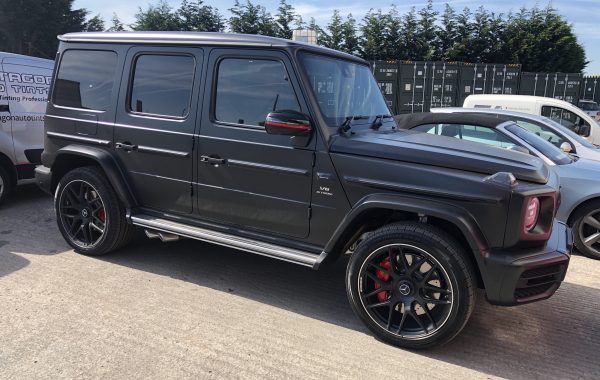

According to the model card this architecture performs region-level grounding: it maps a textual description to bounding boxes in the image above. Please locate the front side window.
[130,54,195,118]
[53,50,117,111]
[299,53,390,129]
[215,58,300,127]
[514,120,567,149]
[413,123,516,149]
[506,124,572,165]
[541,105,589,132]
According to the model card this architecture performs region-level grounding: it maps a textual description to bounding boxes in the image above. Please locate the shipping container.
[372,61,400,114]
[519,72,582,105]
[397,61,459,113]
[457,63,521,105]
[580,76,600,103]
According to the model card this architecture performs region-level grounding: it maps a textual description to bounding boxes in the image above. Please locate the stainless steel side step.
[130,214,320,268]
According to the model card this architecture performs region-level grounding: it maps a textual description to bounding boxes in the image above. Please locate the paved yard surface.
[1,185,599,379]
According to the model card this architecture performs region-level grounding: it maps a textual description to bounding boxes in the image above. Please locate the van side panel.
[0,60,15,164]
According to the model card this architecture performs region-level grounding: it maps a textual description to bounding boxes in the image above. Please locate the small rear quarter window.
[53,50,117,111]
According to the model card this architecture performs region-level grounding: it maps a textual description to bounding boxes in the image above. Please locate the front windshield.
[540,116,598,149]
[505,124,572,165]
[299,52,391,128]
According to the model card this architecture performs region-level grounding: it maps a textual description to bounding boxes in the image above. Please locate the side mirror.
[265,110,312,136]
[560,141,573,153]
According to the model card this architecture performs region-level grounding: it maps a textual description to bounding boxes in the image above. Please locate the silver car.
[431,107,600,161]
[401,111,600,260]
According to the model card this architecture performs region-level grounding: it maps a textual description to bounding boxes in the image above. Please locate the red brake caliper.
[374,257,391,302]
[97,208,106,223]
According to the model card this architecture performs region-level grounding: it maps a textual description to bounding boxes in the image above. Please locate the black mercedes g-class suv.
[36,32,571,349]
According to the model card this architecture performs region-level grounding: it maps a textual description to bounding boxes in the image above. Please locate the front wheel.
[572,201,600,260]
[346,222,476,349]
[0,165,13,206]
[55,166,132,255]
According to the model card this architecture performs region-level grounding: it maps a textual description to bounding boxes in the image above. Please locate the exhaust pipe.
[145,229,180,242]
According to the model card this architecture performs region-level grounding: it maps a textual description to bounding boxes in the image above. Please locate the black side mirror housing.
[265,110,312,136]
[579,123,591,137]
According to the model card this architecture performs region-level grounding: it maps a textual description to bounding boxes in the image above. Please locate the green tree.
[229,0,276,36]
[399,7,419,61]
[178,0,224,32]
[436,4,457,61]
[415,0,438,60]
[341,14,359,55]
[106,13,125,32]
[132,0,180,31]
[308,17,327,45]
[274,0,296,39]
[446,7,473,61]
[505,5,586,72]
[321,10,344,50]
[360,9,387,60]
[0,0,87,58]
[384,6,403,60]
[84,14,105,32]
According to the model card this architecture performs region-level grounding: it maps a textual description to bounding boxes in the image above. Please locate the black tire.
[571,200,600,260]
[346,222,476,349]
[55,166,133,255]
[0,165,13,206]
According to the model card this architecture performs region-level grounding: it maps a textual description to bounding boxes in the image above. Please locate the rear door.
[195,49,315,238]
[114,47,203,214]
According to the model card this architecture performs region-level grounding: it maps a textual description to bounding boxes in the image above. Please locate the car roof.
[58,31,366,64]
[394,112,515,130]
[0,51,54,64]
[432,107,553,123]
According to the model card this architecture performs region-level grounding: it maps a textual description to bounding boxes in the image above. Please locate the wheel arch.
[566,196,600,226]
[50,145,137,208]
[315,194,488,286]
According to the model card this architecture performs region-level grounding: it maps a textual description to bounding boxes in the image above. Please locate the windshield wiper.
[339,115,369,133]
[370,114,393,130]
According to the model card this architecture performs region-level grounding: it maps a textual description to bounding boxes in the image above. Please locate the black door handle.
[0,104,9,113]
[115,142,138,152]
[200,155,226,166]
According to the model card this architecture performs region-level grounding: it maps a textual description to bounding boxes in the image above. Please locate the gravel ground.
[1,185,599,379]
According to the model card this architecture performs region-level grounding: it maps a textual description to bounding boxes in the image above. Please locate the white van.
[463,94,600,145]
[0,52,53,205]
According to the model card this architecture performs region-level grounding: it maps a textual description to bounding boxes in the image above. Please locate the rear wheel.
[572,201,600,260]
[346,222,476,349]
[55,166,132,255]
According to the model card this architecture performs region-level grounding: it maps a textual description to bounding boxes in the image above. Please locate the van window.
[53,50,117,111]
[414,123,516,149]
[541,106,589,132]
[215,58,300,127]
[129,54,195,118]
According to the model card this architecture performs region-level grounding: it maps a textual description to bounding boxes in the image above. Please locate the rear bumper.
[34,165,52,195]
[483,220,572,306]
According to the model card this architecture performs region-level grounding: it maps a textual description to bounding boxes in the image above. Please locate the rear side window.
[53,50,117,111]
[129,54,195,118]
[414,123,516,148]
[215,58,300,127]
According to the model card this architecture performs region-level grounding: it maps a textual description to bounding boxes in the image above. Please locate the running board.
[130,214,320,268]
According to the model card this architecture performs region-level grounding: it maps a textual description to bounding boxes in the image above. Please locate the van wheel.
[0,165,13,206]
[572,201,600,260]
[55,166,132,255]
[346,222,476,349]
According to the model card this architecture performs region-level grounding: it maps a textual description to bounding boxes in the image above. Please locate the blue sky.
[73,0,600,74]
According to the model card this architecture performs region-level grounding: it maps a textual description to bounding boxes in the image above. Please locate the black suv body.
[36,32,571,349]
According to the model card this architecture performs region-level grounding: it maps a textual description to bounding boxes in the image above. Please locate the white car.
[578,99,600,121]
[463,94,600,145]
[431,107,600,161]
[0,52,53,205]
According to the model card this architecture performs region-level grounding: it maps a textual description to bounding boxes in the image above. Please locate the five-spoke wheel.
[572,201,600,260]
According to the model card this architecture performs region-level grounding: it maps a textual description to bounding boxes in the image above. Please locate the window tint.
[413,123,516,148]
[541,106,589,131]
[515,120,567,148]
[53,50,117,110]
[215,58,300,127]
[130,54,195,118]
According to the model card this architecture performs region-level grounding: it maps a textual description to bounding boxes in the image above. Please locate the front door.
[114,47,203,214]
[195,49,315,238]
